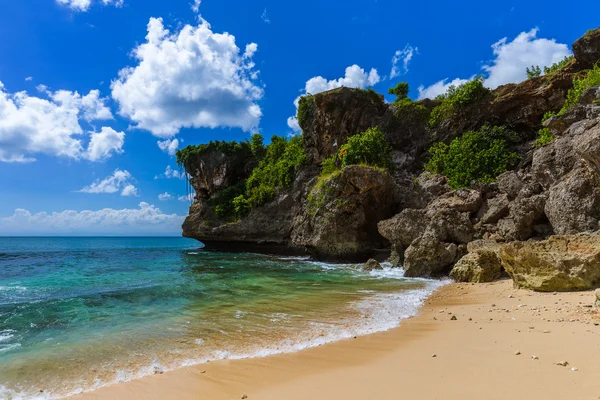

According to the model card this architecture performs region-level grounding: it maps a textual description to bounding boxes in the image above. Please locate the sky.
[0,0,598,235]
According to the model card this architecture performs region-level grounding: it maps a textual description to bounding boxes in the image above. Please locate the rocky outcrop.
[291,166,395,260]
[450,249,503,283]
[501,234,600,291]
[299,88,387,164]
[572,27,600,69]
[363,259,383,272]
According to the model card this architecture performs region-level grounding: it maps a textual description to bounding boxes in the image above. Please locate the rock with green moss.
[291,165,395,261]
[501,234,600,291]
[363,259,383,272]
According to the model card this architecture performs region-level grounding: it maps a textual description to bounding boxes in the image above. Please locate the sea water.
[0,237,446,399]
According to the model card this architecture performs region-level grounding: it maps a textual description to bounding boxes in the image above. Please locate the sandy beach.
[70,279,600,400]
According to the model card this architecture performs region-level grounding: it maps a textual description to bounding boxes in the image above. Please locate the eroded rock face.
[403,232,458,277]
[299,88,387,165]
[572,27,600,69]
[291,166,395,260]
[501,234,600,291]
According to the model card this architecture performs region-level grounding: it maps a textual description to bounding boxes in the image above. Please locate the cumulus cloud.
[0,82,119,162]
[79,169,139,196]
[157,138,180,156]
[56,0,123,12]
[86,127,125,161]
[417,28,571,99]
[390,44,418,78]
[483,28,571,89]
[154,165,184,180]
[417,77,471,100]
[191,0,201,12]
[0,202,184,236]
[287,65,380,132]
[158,192,173,201]
[111,17,263,141]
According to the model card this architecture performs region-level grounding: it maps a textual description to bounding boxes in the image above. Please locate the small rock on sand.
[451,315,457,321]
[572,367,579,372]
[532,355,539,360]
[242,395,248,399]
[557,361,569,367]
[432,354,437,358]
[514,351,521,355]
[595,289,600,307]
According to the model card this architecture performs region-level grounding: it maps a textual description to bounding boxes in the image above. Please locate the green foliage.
[526,65,542,78]
[249,133,265,159]
[235,135,306,212]
[544,56,574,77]
[533,128,554,148]
[428,77,491,126]
[559,64,600,114]
[339,127,392,170]
[209,181,247,220]
[176,140,252,170]
[388,82,410,102]
[297,95,315,129]
[390,98,430,127]
[424,125,520,189]
[542,111,556,122]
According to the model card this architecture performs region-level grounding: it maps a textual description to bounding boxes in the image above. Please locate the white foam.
[0,343,21,353]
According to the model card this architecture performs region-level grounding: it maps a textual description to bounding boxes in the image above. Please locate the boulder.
[572,27,600,70]
[450,250,503,283]
[377,209,428,248]
[363,259,383,272]
[498,194,547,240]
[291,165,395,260]
[478,193,510,225]
[403,232,458,277]
[501,234,600,291]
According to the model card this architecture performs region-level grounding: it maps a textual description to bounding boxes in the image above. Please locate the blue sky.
[0,0,598,235]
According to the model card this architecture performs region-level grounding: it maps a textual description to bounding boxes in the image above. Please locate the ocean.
[0,237,445,399]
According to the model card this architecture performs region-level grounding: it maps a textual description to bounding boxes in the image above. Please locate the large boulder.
[450,249,503,283]
[403,232,458,277]
[501,234,600,291]
[299,88,387,165]
[291,165,395,260]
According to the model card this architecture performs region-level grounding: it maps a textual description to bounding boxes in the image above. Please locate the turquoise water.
[0,237,444,399]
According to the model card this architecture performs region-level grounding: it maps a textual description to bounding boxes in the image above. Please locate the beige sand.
[71,280,600,400]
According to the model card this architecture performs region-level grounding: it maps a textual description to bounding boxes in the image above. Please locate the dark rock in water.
[572,27,600,70]
[363,258,383,272]
[501,234,600,291]
[291,166,395,261]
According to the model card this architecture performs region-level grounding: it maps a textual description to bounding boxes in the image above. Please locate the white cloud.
[0,82,116,163]
[25,77,33,82]
[56,0,123,12]
[262,8,270,23]
[111,17,263,138]
[0,202,184,235]
[79,169,139,196]
[287,65,380,132]
[417,77,471,100]
[158,192,173,201]
[157,138,180,156]
[86,127,125,161]
[178,193,195,202]
[417,28,571,99]
[155,165,184,180]
[390,44,418,78]
[191,0,201,12]
[483,28,571,89]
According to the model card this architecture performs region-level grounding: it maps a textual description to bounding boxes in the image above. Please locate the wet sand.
[71,279,600,400]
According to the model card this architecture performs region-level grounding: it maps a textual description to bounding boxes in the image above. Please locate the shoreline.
[70,280,600,400]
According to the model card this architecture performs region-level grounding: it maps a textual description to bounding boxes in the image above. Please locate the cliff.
[181,27,600,275]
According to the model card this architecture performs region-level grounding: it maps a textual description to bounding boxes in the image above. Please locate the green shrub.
[390,98,430,126]
[209,181,247,220]
[559,64,600,114]
[544,56,574,77]
[249,133,266,159]
[339,127,392,170]
[236,135,306,211]
[424,125,520,189]
[526,65,542,78]
[533,128,554,147]
[388,82,410,102]
[428,77,491,126]
[542,111,556,122]
[176,140,252,171]
[297,95,315,129]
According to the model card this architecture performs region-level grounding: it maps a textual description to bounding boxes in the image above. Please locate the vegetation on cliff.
[321,127,392,176]
[526,56,574,79]
[428,77,491,126]
[424,125,520,189]
[176,138,254,172]
[559,63,600,114]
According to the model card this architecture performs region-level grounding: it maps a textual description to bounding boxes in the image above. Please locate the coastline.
[70,280,600,400]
